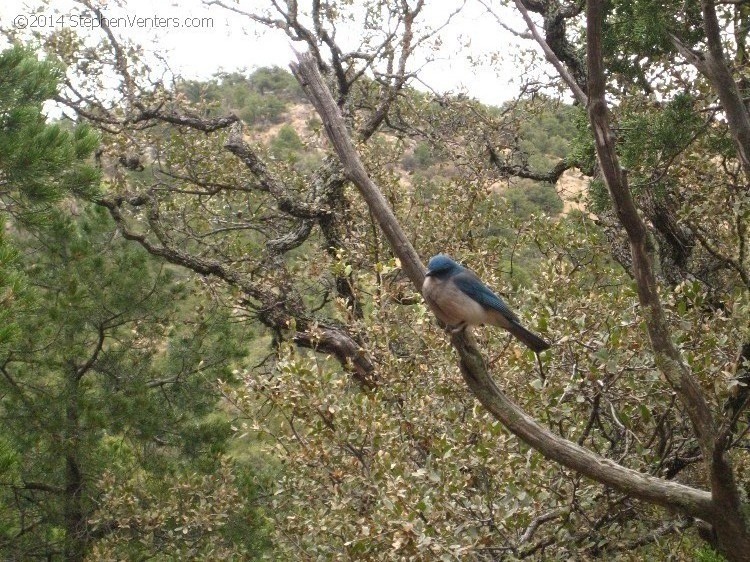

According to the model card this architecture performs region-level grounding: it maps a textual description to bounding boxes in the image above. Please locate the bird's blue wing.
[453,270,519,323]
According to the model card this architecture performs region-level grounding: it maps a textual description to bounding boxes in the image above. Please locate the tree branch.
[586,0,716,454]
[74,323,106,380]
[290,52,426,289]
[488,143,573,183]
[671,2,750,179]
[699,0,750,179]
[516,0,588,95]
[519,507,567,544]
[96,193,377,388]
[224,123,330,220]
[19,481,64,494]
[451,329,712,520]
[514,0,588,105]
[687,221,750,288]
[131,109,238,132]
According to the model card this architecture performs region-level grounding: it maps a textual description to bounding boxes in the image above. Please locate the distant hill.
[176,67,589,218]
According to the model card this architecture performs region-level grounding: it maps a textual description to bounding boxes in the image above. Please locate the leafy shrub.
[270,124,304,162]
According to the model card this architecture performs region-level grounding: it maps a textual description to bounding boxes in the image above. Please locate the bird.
[422,254,550,353]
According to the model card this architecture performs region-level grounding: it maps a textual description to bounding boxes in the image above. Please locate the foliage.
[270,123,305,162]
[0,44,271,561]
[402,141,439,172]
[0,223,32,350]
[227,206,727,560]
[0,206,270,559]
[517,99,578,168]
[697,547,730,562]
[0,46,99,218]
[504,181,564,218]
[88,458,273,560]
[0,44,99,356]
[180,67,305,127]
[6,0,749,558]
[245,66,305,98]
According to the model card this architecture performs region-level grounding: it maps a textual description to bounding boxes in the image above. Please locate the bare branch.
[669,33,708,75]
[224,124,329,219]
[514,0,588,105]
[519,507,567,544]
[290,51,426,289]
[452,329,713,520]
[488,142,573,183]
[700,0,750,179]
[131,109,238,132]
[516,0,588,94]
[77,0,139,102]
[477,0,533,39]
[19,481,64,494]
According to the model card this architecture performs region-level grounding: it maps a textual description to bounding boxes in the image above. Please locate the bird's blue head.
[425,254,461,277]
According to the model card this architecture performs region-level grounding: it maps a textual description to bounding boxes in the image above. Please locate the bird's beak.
[425,270,433,277]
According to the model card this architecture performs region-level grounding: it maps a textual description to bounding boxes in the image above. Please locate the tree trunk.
[585,1,750,558]
[63,369,86,562]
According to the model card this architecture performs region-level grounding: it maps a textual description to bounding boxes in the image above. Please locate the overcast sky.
[1,0,545,106]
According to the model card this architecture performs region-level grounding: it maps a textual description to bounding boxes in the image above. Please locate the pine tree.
[0,46,268,560]
[0,44,99,351]
[0,46,99,219]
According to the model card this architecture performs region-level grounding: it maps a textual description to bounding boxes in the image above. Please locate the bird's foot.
[446,322,468,334]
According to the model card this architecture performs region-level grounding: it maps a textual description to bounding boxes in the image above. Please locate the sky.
[1,0,546,107]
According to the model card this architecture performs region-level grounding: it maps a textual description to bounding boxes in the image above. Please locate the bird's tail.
[507,322,550,353]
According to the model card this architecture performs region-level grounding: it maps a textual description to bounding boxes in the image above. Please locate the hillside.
[178,67,589,220]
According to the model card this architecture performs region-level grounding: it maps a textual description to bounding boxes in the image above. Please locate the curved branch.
[74,323,106,380]
[454,332,712,519]
[488,143,573,183]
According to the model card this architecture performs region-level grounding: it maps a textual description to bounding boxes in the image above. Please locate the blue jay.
[422,254,550,352]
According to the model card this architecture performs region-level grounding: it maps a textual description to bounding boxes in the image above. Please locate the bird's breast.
[423,275,489,326]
